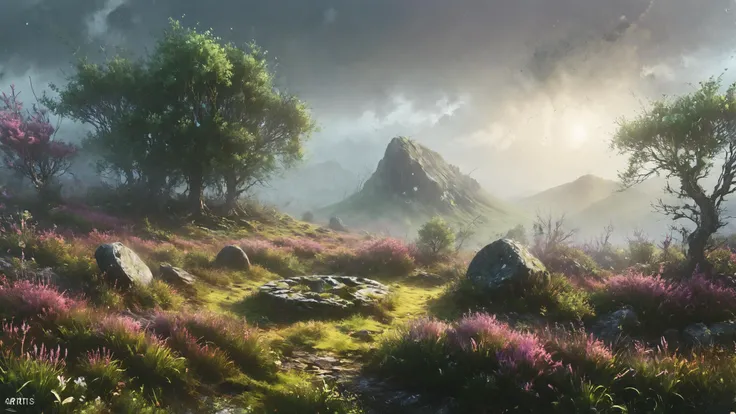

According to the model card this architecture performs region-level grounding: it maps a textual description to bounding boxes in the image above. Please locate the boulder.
[592,307,639,344]
[159,263,196,287]
[466,238,549,291]
[215,245,251,270]
[710,321,736,346]
[259,275,390,318]
[328,216,347,232]
[95,242,153,288]
[683,323,712,346]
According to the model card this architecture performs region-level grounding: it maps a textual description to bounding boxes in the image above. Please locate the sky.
[2,0,736,197]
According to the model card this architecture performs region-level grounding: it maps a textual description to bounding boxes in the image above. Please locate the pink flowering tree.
[0,85,77,199]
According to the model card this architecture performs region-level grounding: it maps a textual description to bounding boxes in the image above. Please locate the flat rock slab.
[259,275,390,317]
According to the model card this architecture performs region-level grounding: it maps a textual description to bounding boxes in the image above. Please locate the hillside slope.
[520,174,621,216]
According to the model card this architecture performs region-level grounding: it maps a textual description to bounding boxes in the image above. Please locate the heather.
[593,272,736,330]
[371,314,736,413]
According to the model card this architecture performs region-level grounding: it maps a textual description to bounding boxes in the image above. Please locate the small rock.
[159,263,196,287]
[351,330,377,342]
[592,307,639,344]
[95,242,153,288]
[411,271,445,286]
[215,245,251,270]
[683,323,712,346]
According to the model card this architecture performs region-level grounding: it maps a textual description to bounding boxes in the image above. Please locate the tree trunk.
[224,172,239,214]
[188,168,205,217]
[686,207,718,277]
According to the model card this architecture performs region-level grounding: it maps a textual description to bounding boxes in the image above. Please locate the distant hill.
[318,137,525,241]
[255,161,364,216]
[520,174,621,216]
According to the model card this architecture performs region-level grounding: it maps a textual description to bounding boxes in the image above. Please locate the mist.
[2,0,736,205]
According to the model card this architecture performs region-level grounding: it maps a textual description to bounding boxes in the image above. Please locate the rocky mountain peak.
[359,137,484,212]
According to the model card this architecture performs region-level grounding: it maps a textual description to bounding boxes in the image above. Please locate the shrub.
[77,348,126,398]
[273,237,324,259]
[354,238,415,276]
[150,315,236,383]
[0,344,72,411]
[301,211,314,222]
[415,216,455,263]
[706,248,736,277]
[239,239,305,277]
[503,224,528,245]
[627,232,658,267]
[539,245,600,277]
[127,280,184,311]
[156,311,277,381]
[260,380,364,414]
[593,272,736,330]
[442,273,593,322]
[0,279,81,321]
[373,313,736,413]
[372,314,563,411]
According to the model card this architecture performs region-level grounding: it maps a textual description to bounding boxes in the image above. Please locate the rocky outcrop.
[215,245,251,270]
[466,239,550,291]
[592,308,640,344]
[683,323,712,346]
[329,216,347,232]
[95,242,153,288]
[259,275,390,318]
[159,263,196,287]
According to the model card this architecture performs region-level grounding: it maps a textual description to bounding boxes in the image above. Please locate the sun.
[569,123,589,147]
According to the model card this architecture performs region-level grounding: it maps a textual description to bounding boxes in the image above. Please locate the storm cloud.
[2,0,735,196]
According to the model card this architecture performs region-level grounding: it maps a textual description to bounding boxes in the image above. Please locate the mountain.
[255,161,364,216]
[318,137,524,241]
[520,174,621,216]
[569,178,682,242]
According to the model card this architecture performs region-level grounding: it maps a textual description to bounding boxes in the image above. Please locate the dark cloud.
[2,0,736,195]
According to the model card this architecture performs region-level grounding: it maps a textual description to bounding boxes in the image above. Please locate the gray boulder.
[683,323,712,346]
[95,242,153,288]
[592,307,640,344]
[159,263,196,287]
[710,321,736,346]
[215,245,251,270]
[328,216,347,232]
[466,238,549,291]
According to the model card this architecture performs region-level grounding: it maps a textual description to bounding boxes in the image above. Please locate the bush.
[301,211,314,222]
[441,273,594,322]
[273,237,325,259]
[539,245,600,277]
[154,311,277,381]
[415,216,455,263]
[239,239,305,277]
[259,380,364,414]
[0,279,82,321]
[593,272,736,330]
[355,238,416,276]
[706,248,736,277]
[371,313,736,413]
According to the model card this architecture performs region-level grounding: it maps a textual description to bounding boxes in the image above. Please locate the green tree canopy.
[47,19,315,215]
[612,78,736,274]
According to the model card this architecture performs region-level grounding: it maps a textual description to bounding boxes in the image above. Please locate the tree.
[416,216,456,261]
[48,20,314,216]
[612,78,736,275]
[0,85,77,200]
[45,56,177,200]
[214,43,314,213]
